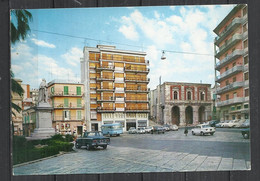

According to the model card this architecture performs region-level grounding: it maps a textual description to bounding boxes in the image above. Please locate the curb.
[13,150,76,168]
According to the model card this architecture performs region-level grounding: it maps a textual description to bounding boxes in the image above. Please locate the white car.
[128,127,137,134]
[144,126,153,133]
[191,124,215,136]
[222,120,242,128]
[171,124,179,131]
[136,127,146,134]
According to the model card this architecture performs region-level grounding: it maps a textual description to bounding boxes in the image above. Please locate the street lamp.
[161,50,166,60]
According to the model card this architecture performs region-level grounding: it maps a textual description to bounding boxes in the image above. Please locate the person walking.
[184,126,188,136]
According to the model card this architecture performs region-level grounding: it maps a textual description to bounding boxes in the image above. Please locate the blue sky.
[11,5,235,89]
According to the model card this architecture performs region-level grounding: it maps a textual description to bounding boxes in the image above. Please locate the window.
[225,80,229,86]
[232,62,236,67]
[226,94,229,100]
[63,110,70,120]
[244,104,249,109]
[174,91,178,100]
[233,92,237,98]
[64,86,69,95]
[77,111,82,120]
[231,106,235,111]
[243,23,248,33]
[77,98,81,107]
[51,87,54,94]
[243,39,248,49]
[187,91,191,100]
[64,98,69,107]
[244,72,249,80]
[245,113,249,119]
[200,92,205,101]
[232,115,236,120]
[233,76,236,82]
[245,89,249,97]
[237,105,241,110]
[244,55,249,65]
[76,87,81,95]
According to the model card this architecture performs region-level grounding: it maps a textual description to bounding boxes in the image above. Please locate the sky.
[11,5,236,90]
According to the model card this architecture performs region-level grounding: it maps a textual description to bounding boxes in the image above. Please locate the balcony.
[216,81,244,94]
[125,88,150,93]
[215,49,244,71]
[96,76,114,81]
[215,16,246,46]
[114,77,124,83]
[53,103,84,110]
[49,91,83,97]
[125,108,150,112]
[96,66,114,71]
[125,98,149,103]
[216,65,243,83]
[215,33,243,58]
[115,87,125,93]
[96,87,114,92]
[53,116,85,122]
[125,77,150,83]
[96,107,115,112]
[216,97,245,107]
[125,67,150,73]
[115,108,125,112]
[115,97,125,102]
[97,97,114,102]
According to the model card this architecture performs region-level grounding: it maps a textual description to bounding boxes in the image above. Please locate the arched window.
[200,92,205,101]
[174,91,178,100]
[187,91,191,100]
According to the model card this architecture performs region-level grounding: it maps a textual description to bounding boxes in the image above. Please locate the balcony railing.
[49,91,83,97]
[125,97,149,102]
[52,116,85,121]
[216,65,243,82]
[97,97,115,102]
[125,77,150,83]
[114,77,124,82]
[215,16,246,45]
[115,108,125,112]
[216,97,245,107]
[125,108,150,112]
[216,81,244,94]
[96,66,115,71]
[125,67,150,73]
[53,103,84,109]
[125,88,150,92]
[215,49,244,71]
[96,87,114,92]
[96,76,114,81]
[115,97,125,102]
[96,107,115,112]
[100,57,148,64]
[115,87,125,92]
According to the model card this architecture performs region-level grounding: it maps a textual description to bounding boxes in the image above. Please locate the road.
[13,128,250,175]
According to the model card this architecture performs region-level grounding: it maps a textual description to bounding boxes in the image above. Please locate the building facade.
[150,82,212,126]
[47,80,85,135]
[81,45,150,131]
[214,4,249,121]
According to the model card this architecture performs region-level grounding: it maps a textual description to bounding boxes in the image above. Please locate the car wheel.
[192,131,195,135]
[200,132,204,136]
[75,142,81,149]
[86,144,91,150]
[210,132,214,135]
[103,145,107,149]
[243,133,249,139]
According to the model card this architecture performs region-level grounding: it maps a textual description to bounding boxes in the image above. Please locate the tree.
[11,71,24,116]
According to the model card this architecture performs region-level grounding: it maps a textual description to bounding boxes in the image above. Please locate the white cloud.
[118,24,139,41]
[31,38,56,48]
[61,47,83,67]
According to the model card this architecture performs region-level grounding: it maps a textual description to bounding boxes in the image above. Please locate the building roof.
[163,81,211,86]
[213,4,246,34]
[47,79,83,87]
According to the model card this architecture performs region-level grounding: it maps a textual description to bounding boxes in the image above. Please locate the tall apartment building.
[81,45,150,131]
[47,80,85,135]
[150,82,212,126]
[214,4,249,121]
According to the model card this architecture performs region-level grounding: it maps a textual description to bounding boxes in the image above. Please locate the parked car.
[191,124,215,136]
[241,119,250,128]
[163,125,170,131]
[209,120,220,127]
[241,128,250,139]
[222,120,242,128]
[75,131,110,150]
[151,126,165,134]
[144,126,153,133]
[128,127,137,134]
[171,124,179,131]
[234,120,247,128]
[215,121,224,128]
[136,127,146,134]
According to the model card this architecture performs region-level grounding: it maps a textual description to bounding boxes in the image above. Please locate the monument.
[30,79,55,139]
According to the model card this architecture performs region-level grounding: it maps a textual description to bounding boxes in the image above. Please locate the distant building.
[22,107,36,137]
[81,45,150,131]
[30,88,39,106]
[150,82,212,126]
[11,79,23,135]
[47,79,85,136]
[214,4,249,121]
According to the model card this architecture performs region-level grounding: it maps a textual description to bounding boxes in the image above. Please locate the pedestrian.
[184,127,188,136]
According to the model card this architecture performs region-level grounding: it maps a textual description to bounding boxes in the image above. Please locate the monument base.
[28,128,56,140]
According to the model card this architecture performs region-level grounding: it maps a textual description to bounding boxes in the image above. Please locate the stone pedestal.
[29,102,55,140]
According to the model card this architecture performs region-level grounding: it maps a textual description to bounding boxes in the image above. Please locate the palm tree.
[11,10,32,44]
[11,71,24,116]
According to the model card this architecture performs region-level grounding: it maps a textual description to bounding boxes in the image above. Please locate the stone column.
[179,105,186,126]
[163,104,171,125]
[193,106,199,125]
[205,105,211,121]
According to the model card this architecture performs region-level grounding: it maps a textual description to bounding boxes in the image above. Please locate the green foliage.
[12,135,74,165]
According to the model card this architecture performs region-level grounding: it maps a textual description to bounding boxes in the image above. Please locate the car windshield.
[88,132,103,137]
[202,125,210,128]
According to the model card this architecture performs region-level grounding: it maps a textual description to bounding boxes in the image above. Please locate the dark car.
[75,131,110,150]
[241,119,250,128]
[209,120,220,127]
[151,126,165,134]
[241,128,250,139]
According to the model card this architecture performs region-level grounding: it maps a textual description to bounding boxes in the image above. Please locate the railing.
[125,97,148,102]
[216,65,243,82]
[114,78,124,82]
[101,56,146,64]
[125,67,150,73]
[96,76,114,81]
[96,66,115,71]
[96,87,114,91]
[215,49,244,70]
[97,97,114,102]
[115,108,125,111]
[115,87,125,92]
[216,81,244,94]
[53,103,84,109]
[52,116,85,121]
[125,88,150,92]
[125,107,150,112]
[216,97,245,107]
[125,77,150,82]
[115,97,125,102]
[96,107,115,112]
[49,91,83,97]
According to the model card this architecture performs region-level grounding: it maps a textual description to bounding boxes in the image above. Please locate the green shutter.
[77,98,81,107]
[64,98,69,107]
[64,86,68,95]
[77,87,81,95]
[51,87,54,94]
[77,111,82,120]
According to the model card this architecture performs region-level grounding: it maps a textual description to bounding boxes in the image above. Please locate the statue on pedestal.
[38,79,48,104]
